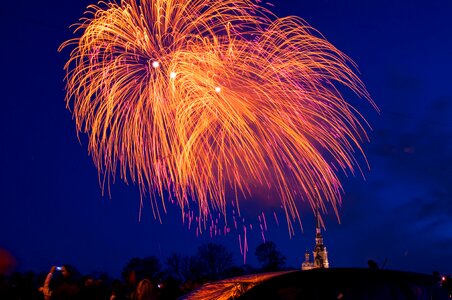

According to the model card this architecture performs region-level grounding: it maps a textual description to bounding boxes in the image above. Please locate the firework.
[60,0,375,233]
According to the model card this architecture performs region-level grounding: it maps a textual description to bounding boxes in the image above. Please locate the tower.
[312,204,329,268]
[301,202,330,270]
[301,250,313,270]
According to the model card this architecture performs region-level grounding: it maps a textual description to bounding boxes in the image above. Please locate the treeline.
[0,241,290,300]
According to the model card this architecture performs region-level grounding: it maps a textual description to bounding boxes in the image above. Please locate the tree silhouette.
[165,253,204,283]
[165,253,184,283]
[122,256,162,284]
[196,243,234,281]
[255,241,286,272]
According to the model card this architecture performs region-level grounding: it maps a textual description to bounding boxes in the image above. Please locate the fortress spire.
[302,200,330,270]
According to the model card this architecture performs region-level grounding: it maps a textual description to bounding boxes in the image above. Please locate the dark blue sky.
[1,0,451,278]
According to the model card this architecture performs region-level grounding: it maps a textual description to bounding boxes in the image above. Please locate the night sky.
[1,0,451,278]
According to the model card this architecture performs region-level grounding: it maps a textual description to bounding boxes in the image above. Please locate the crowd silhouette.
[0,242,287,300]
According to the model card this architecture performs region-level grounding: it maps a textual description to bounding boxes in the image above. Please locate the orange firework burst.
[60,0,375,233]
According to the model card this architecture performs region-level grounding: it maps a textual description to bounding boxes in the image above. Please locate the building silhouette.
[301,205,329,270]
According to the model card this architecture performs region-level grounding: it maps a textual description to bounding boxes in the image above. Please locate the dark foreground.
[181,268,452,300]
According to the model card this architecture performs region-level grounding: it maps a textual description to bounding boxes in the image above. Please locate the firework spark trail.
[60,0,375,234]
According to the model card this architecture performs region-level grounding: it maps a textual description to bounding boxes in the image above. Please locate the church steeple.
[315,204,323,245]
[313,202,329,268]
[301,200,330,270]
